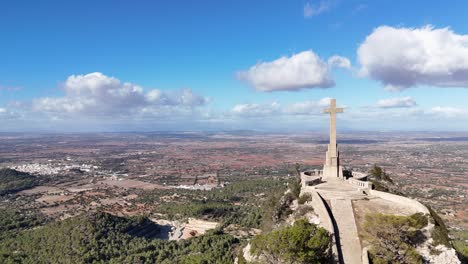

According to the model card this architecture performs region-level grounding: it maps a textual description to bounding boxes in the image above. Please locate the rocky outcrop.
[419,244,461,264]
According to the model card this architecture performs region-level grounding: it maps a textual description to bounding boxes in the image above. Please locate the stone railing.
[303,169,323,176]
[351,171,368,180]
[300,171,322,188]
[346,178,373,189]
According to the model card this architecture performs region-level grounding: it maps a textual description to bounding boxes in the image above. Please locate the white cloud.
[231,102,280,117]
[358,25,468,90]
[430,106,468,118]
[376,97,417,108]
[32,72,207,117]
[237,51,349,92]
[327,55,351,69]
[0,108,19,120]
[285,97,332,115]
[318,97,332,106]
[231,98,335,117]
[304,1,334,18]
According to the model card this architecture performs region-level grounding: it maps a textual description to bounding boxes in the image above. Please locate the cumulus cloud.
[304,1,334,18]
[32,72,207,117]
[237,51,349,92]
[358,25,468,90]
[376,97,417,108]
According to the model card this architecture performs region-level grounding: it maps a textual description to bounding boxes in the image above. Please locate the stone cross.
[323,99,343,159]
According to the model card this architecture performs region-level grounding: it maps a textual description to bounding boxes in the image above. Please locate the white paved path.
[331,199,362,264]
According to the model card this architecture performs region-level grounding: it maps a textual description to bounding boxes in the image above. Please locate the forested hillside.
[0,168,37,195]
[0,211,239,263]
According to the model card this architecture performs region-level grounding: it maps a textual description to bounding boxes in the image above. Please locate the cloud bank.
[0,108,19,120]
[231,98,333,117]
[237,51,349,92]
[376,97,417,108]
[358,25,468,90]
[430,106,468,117]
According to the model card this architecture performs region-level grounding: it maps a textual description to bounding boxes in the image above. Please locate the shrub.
[295,206,314,218]
[298,193,312,205]
[408,213,428,229]
[250,219,330,264]
[290,179,301,199]
[427,206,451,247]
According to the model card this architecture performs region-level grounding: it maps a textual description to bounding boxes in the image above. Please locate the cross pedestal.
[323,99,344,178]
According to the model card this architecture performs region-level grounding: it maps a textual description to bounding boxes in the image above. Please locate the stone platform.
[301,176,431,264]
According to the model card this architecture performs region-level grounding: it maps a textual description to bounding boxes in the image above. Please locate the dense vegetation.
[139,177,292,230]
[364,213,428,264]
[0,208,47,239]
[250,219,331,264]
[0,211,239,264]
[0,168,37,195]
[0,177,297,263]
[0,175,329,263]
[452,230,468,263]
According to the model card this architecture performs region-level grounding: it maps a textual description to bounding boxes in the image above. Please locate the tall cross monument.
[323,98,344,178]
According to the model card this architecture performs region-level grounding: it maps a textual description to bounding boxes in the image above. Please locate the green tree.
[250,219,330,264]
[364,213,428,264]
[369,164,383,180]
[369,164,393,184]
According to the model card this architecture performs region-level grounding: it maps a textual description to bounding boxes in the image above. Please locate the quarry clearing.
[151,218,219,241]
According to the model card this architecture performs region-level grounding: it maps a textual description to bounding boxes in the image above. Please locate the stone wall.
[309,191,334,233]
[369,190,430,214]
[308,191,339,262]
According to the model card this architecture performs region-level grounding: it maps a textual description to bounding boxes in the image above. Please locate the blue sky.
[1,0,468,132]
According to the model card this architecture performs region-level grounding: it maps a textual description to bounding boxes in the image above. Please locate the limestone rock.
[418,244,461,264]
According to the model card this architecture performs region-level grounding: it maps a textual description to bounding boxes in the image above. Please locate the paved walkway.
[310,178,366,264]
[331,199,362,264]
[314,178,368,200]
